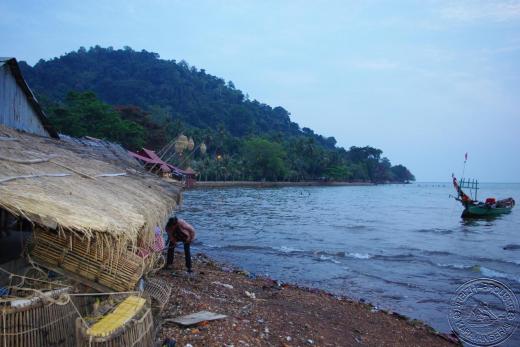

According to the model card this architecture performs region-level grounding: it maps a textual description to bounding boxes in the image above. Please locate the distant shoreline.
[193,180,377,189]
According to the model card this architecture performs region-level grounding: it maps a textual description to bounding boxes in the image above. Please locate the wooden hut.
[0,56,177,346]
[0,125,180,291]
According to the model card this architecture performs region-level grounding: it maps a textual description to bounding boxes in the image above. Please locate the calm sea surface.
[180,183,520,345]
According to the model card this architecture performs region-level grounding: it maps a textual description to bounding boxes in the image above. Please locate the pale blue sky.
[1,0,519,181]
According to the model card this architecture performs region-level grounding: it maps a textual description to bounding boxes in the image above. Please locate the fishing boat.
[452,175,515,218]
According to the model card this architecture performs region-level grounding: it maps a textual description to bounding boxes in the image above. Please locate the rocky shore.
[158,253,460,346]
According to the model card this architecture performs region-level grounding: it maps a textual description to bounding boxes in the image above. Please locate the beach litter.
[239,303,253,315]
[179,288,201,299]
[0,287,9,296]
[212,281,234,289]
[244,290,256,299]
[167,310,228,326]
[161,337,177,346]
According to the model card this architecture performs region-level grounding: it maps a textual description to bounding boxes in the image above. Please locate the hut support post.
[0,209,6,233]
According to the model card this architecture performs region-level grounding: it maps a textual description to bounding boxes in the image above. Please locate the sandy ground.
[157,253,460,347]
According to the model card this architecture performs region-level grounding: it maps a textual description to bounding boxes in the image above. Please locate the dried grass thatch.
[0,125,180,248]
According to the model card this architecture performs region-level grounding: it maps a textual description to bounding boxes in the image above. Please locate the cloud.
[440,0,520,22]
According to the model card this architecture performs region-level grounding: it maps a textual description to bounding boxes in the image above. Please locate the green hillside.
[19,46,414,182]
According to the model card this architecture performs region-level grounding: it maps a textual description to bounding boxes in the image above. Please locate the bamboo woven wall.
[75,308,154,347]
[30,228,145,292]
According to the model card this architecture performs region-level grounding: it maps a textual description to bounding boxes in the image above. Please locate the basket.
[30,228,145,292]
[143,277,172,315]
[75,296,154,347]
[0,288,86,347]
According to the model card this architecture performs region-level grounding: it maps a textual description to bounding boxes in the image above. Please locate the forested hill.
[19,46,415,183]
[20,46,305,140]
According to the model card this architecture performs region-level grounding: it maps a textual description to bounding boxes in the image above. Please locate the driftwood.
[0,173,71,184]
[0,136,18,141]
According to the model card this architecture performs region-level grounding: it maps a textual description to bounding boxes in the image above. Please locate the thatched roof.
[0,125,181,244]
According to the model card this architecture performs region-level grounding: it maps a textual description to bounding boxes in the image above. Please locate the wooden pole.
[0,209,5,234]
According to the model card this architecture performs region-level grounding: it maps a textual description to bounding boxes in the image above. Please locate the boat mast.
[462,152,468,179]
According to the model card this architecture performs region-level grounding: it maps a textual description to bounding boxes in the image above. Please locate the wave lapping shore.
[158,253,460,346]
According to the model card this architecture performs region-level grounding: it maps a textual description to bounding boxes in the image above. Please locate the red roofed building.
[128,148,197,187]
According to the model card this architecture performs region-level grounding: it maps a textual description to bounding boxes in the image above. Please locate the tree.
[324,165,352,181]
[391,165,416,182]
[373,157,392,182]
[47,91,146,150]
[115,105,172,149]
[242,138,287,180]
[347,146,382,163]
[21,46,415,182]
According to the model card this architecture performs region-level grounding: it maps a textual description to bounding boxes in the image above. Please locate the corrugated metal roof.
[0,57,59,138]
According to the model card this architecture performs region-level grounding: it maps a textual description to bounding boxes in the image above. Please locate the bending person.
[164,216,196,273]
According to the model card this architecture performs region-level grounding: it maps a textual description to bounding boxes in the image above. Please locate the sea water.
[180,183,520,345]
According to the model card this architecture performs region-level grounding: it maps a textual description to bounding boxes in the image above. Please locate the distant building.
[0,57,58,138]
[128,148,198,187]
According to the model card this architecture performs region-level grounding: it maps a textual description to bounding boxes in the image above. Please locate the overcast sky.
[1,0,519,182]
